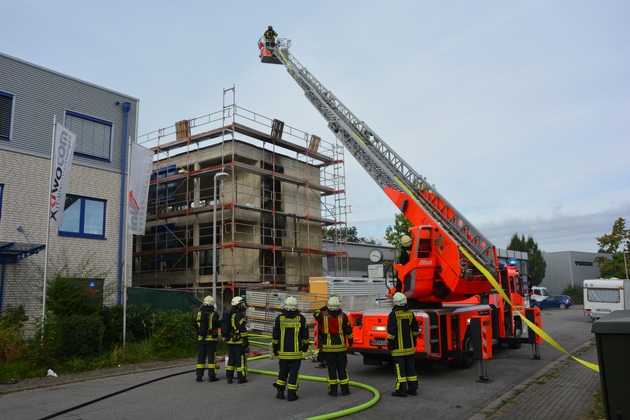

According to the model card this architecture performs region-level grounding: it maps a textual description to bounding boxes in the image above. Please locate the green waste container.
[592,310,630,420]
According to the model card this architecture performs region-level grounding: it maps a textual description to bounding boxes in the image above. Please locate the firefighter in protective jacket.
[313,295,354,397]
[272,296,310,401]
[264,25,278,47]
[395,234,413,292]
[387,292,420,397]
[226,296,249,384]
[196,296,221,382]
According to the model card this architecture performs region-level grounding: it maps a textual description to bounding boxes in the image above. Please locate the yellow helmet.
[401,234,413,247]
[327,296,341,310]
[393,292,407,306]
[284,296,298,311]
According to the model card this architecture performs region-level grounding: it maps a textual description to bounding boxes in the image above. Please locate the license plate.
[370,339,388,347]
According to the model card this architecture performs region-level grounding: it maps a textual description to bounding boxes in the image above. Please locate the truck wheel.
[508,339,522,349]
[454,333,474,369]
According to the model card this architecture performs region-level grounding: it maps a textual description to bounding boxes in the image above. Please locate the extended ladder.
[267,40,497,273]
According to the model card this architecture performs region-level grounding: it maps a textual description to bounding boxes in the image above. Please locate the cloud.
[4,0,628,256]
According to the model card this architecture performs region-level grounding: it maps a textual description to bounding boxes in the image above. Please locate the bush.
[562,284,584,305]
[126,305,154,343]
[4,273,200,381]
[152,310,196,352]
[47,275,101,316]
[59,314,103,358]
[0,306,28,363]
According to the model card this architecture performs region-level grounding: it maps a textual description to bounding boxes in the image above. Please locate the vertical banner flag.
[127,143,154,235]
[49,122,77,227]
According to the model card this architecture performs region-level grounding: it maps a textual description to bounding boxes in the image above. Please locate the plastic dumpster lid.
[591,310,630,334]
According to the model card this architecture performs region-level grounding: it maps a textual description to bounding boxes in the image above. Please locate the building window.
[59,195,107,239]
[151,165,178,203]
[65,110,112,161]
[0,91,14,141]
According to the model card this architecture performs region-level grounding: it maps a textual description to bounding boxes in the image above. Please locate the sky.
[4,0,629,253]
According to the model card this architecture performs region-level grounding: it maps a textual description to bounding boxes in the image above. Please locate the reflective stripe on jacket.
[314,308,353,352]
[197,306,220,342]
[226,311,248,345]
[387,305,419,357]
[272,310,309,360]
[264,29,277,41]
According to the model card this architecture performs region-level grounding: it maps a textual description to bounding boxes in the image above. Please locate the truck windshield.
[587,289,620,303]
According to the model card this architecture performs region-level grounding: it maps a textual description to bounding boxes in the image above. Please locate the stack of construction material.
[246,290,321,334]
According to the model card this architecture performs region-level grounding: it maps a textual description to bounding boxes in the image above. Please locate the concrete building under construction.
[132,89,349,303]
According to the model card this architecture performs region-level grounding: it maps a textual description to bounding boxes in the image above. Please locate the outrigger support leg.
[471,316,492,383]
[532,342,542,360]
[477,359,491,383]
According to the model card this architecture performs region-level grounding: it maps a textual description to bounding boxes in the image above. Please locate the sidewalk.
[470,341,601,419]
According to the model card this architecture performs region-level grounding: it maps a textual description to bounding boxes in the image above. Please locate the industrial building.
[540,251,612,294]
[0,52,138,332]
[132,89,349,306]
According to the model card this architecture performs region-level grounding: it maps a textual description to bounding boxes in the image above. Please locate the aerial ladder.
[261,38,496,303]
[259,37,541,368]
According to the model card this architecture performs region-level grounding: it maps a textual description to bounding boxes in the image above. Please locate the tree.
[385,213,413,251]
[594,217,630,279]
[507,234,547,286]
[322,226,378,244]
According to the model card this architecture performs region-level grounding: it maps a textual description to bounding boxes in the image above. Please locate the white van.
[583,279,630,321]
[530,286,549,302]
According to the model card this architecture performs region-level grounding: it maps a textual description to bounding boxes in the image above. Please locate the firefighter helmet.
[401,234,413,247]
[203,296,214,306]
[327,295,341,310]
[284,296,298,311]
[393,292,407,306]
[231,296,244,306]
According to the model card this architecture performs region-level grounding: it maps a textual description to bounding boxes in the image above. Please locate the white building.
[0,52,138,333]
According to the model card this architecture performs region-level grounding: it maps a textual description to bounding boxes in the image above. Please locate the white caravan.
[583,279,630,321]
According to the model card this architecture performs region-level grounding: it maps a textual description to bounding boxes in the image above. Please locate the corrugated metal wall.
[542,251,611,294]
[0,52,138,172]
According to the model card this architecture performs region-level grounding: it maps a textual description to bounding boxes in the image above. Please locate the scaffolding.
[133,88,349,304]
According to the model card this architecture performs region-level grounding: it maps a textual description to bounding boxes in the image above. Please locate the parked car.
[532,295,573,310]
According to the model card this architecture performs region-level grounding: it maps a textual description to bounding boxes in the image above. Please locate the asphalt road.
[0,306,595,419]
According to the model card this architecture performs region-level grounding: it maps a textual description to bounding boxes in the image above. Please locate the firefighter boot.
[408,380,418,396]
[340,384,350,396]
[238,376,248,384]
[209,374,219,382]
[287,390,299,401]
[273,383,285,400]
[196,375,203,382]
[226,371,234,384]
[328,384,338,397]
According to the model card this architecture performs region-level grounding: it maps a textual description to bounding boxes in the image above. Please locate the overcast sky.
[5,0,629,253]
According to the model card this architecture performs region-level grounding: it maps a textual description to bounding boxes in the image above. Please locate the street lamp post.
[213,171,229,306]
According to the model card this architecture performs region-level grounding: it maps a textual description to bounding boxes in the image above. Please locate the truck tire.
[453,333,474,369]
